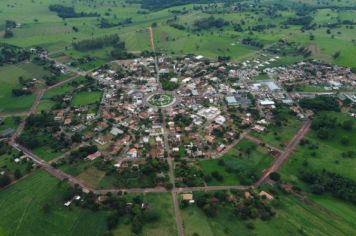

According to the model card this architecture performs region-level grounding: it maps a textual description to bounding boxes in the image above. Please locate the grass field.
[0,63,48,113]
[76,166,106,188]
[181,194,356,236]
[251,113,302,148]
[72,91,102,107]
[0,147,29,178]
[200,139,274,185]
[0,116,19,132]
[32,146,61,161]
[0,170,108,236]
[280,111,356,184]
[113,192,177,236]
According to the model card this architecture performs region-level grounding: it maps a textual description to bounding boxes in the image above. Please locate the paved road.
[254,119,312,187]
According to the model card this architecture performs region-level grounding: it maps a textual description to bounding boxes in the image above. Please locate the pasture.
[113,193,177,236]
[0,63,48,113]
[181,194,356,236]
[280,111,356,184]
[0,170,108,236]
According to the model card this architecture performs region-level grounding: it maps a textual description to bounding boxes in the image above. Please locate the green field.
[72,91,102,107]
[181,194,356,236]
[0,116,19,133]
[0,63,48,113]
[251,111,302,148]
[200,139,274,185]
[0,171,108,236]
[0,0,355,67]
[280,111,356,184]
[0,147,30,179]
[32,146,61,161]
[113,193,177,236]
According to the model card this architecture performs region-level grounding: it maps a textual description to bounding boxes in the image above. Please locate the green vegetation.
[148,93,174,107]
[72,91,102,107]
[0,116,19,133]
[281,111,356,184]
[200,139,274,185]
[0,63,48,113]
[182,193,356,236]
[0,171,108,236]
[251,106,302,148]
[112,193,177,235]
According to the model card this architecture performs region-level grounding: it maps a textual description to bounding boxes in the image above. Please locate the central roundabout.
[147,93,175,107]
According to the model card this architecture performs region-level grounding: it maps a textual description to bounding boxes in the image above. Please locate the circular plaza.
[147,93,175,107]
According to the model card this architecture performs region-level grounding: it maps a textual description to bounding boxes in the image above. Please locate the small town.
[1,1,356,235]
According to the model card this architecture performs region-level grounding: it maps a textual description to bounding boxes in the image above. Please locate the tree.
[14,169,22,179]
[341,120,353,130]
[42,203,51,214]
[0,175,11,187]
[333,51,341,59]
[4,29,14,38]
[269,172,281,181]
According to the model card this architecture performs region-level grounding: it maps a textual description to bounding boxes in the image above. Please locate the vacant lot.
[72,91,102,107]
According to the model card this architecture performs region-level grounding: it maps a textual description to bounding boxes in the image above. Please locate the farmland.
[0,0,355,69]
[0,171,108,236]
[0,63,48,113]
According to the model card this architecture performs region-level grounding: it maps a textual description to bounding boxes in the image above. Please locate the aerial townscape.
[0,0,356,235]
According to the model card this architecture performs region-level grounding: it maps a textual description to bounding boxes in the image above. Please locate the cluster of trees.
[3,20,17,38]
[17,112,65,150]
[241,37,264,48]
[183,190,275,221]
[11,88,32,97]
[111,48,135,60]
[284,16,313,27]
[128,0,227,10]
[175,160,205,187]
[0,145,33,188]
[98,18,132,28]
[113,159,169,188]
[0,44,31,65]
[160,78,179,91]
[69,145,98,160]
[299,96,340,112]
[48,4,99,18]
[168,22,186,30]
[311,114,353,142]
[300,170,356,204]
[73,34,120,51]
[194,16,229,30]
[173,113,193,128]
[104,194,160,234]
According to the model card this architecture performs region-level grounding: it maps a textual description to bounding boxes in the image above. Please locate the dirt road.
[254,119,312,187]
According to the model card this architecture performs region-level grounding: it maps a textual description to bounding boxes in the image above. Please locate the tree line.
[49,4,99,18]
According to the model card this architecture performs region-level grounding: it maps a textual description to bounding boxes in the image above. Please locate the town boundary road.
[254,119,312,187]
